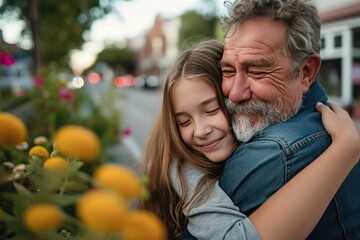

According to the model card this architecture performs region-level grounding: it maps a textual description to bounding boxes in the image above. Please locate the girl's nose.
[193,122,212,138]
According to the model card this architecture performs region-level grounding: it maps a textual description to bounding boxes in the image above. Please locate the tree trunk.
[29,0,41,74]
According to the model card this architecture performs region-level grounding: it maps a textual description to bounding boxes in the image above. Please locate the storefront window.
[334,35,342,48]
[319,59,342,97]
[353,27,360,48]
[353,58,360,99]
[321,37,325,49]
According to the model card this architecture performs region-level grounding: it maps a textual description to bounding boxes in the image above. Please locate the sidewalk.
[105,132,144,172]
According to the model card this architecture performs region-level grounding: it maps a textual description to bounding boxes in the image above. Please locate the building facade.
[132,1,360,101]
[316,0,360,106]
[131,15,180,86]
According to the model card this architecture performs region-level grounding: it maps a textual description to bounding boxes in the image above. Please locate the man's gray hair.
[222,0,321,76]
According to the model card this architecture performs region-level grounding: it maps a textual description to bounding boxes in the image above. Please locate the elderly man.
[218,0,360,239]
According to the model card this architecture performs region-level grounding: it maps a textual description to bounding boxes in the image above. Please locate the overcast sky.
[1,0,226,44]
[90,0,226,43]
[0,0,226,71]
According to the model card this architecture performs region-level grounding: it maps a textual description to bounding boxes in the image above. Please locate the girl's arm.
[172,161,261,240]
[249,102,359,239]
[181,103,359,240]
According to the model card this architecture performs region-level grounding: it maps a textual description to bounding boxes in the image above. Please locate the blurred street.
[86,81,163,167]
[117,86,163,164]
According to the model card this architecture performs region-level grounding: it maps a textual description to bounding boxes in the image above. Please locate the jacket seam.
[257,131,329,183]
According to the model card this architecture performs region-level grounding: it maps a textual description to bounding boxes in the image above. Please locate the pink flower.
[34,76,44,87]
[0,52,16,66]
[123,127,132,137]
[58,87,74,101]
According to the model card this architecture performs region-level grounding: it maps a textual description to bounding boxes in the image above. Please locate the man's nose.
[228,73,251,102]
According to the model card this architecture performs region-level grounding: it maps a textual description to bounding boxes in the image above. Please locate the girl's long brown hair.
[141,40,232,238]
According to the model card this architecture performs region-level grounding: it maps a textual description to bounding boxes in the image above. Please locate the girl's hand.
[316,102,360,149]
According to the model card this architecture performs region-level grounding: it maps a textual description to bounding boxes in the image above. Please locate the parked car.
[134,75,146,88]
[134,75,160,89]
[0,59,33,96]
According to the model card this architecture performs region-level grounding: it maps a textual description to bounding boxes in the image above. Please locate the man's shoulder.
[256,106,328,144]
[229,107,331,161]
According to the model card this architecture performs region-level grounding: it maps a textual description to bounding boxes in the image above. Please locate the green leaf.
[13,182,33,199]
[53,194,81,207]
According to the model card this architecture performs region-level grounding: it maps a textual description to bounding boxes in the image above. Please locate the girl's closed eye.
[177,119,191,127]
[206,107,220,114]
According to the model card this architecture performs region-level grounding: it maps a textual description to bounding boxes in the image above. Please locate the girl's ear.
[300,54,321,93]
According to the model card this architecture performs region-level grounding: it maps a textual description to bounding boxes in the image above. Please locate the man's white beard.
[225,97,302,142]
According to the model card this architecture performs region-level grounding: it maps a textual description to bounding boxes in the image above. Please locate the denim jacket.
[220,81,360,239]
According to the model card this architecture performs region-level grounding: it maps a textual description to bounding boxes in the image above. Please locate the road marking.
[122,127,142,161]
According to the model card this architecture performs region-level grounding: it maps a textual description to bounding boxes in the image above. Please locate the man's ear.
[300,54,321,93]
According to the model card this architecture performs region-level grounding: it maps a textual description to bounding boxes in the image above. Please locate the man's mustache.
[225,98,268,115]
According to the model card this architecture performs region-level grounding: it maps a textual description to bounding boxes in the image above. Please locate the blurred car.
[0,61,33,95]
[144,75,160,88]
[134,75,160,89]
[134,75,146,88]
[113,74,136,88]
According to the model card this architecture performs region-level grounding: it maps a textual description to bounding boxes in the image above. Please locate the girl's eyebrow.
[174,97,218,117]
[174,111,187,117]
[201,96,218,106]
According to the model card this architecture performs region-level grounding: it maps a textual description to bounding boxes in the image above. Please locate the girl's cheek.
[180,129,192,146]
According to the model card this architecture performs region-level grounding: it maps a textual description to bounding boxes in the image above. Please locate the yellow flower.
[0,112,28,147]
[23,204,63,234]
[43,156,69,172]
[120,210,167,240]
[29,146,49,158]
[76,190,128,232]
[94,164,141,198]
[54,125,100,163]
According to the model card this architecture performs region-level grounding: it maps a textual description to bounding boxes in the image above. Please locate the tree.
[91,45,136,75]
[178,10,218,51]
[178,0,223,51]
[0,0,128,73]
